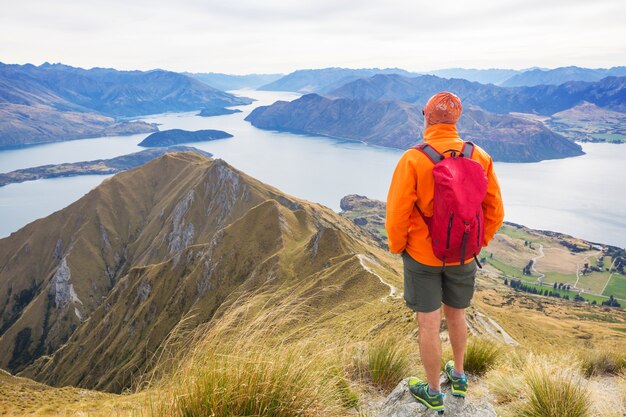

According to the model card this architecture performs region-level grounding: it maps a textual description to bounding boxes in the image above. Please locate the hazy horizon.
[3,60,626,77]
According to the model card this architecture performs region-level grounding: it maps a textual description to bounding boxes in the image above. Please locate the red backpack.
[413,141,488,268]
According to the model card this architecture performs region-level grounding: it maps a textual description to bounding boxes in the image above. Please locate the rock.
[376,377,498,417]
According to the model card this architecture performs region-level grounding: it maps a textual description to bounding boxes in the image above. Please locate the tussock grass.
[579,348,626,377]
[350,337,410,391]
[516,359,591,417]
[148,288,354,417]
[486,368,525,404]
[462,337,503,376]
[367,338,410,391]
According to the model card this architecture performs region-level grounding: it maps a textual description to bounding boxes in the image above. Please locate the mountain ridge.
[0,152,397,392]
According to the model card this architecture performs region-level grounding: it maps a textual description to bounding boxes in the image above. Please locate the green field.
[602,274,626,301]
[542,271,578,285]
[504,278,609,305]
[486,256,528,280]
[576,271,612,294]
[498,225,545,244]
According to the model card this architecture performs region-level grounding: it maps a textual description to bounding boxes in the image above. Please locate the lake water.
[0,89,624,248]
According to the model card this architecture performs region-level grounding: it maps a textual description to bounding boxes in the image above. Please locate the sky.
[1,0,624,74]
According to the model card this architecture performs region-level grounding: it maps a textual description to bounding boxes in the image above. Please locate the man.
[385,92,504,412]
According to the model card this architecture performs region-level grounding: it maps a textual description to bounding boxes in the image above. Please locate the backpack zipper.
[460,222,470,265]
[446,213,454,249]
[476,214,481,247]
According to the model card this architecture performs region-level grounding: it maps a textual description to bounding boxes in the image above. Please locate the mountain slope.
[0,152,399,392]
[245,94,583,162]
[258,67,417,93]
[331,73,626,115]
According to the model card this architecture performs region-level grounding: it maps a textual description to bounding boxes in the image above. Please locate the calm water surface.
[0,89,624,247]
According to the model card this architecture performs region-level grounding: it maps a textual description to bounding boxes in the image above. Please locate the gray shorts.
[402,251,477,313]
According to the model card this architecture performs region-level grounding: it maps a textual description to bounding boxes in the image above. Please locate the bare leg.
[442,304,467,373]
[417,309,442,390]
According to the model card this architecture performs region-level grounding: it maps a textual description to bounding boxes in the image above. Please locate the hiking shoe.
[408,376,445,413]
[445,360,468,397]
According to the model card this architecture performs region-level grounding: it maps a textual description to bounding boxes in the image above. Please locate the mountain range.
[501,66,626,87]
[258,67,418,93]
[261,66,626,91]
[245,93,583,162]
[330,73,626,114]
[0,63,252,148]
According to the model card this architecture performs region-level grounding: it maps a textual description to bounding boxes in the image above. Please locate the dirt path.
[357,254,400,299]
[531,244,545,282]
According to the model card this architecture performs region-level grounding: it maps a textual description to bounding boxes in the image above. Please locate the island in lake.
[138,129,233,147]
[0,147,212,187]
[198,106,242,117]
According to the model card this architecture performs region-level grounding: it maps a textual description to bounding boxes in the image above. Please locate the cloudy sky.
[1,0,624,74]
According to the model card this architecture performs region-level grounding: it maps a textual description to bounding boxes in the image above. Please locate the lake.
[0,89,624,248]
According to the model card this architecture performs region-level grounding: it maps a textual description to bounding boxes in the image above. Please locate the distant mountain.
[3,63,254,117]
[245,94,583,162]
[138,129,233,147]
[0,152,393,391]
[0,62,253,147]
[426,68,521,85]
[501,66,626,87]
[331,73,626,114]
[185,72,283,91]
[258,67,418,93]
[0,146,212,187]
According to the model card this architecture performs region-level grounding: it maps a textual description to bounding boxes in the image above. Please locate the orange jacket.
[385,124,504,266]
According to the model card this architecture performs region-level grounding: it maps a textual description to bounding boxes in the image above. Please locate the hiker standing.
[385,92,504,412]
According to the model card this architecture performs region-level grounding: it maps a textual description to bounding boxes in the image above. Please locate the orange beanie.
[423,92,462,125]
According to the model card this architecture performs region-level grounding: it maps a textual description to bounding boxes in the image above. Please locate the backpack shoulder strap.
[412,143,444,164]
[462,141,476,159]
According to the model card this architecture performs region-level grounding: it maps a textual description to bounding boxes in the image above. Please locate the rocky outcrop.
[377,377,498,417]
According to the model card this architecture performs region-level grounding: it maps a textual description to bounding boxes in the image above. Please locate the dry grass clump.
[462,337,503,376]
[516,358,591,417]
[148,289,355,417]
[350,337,411,391]
[579,348,626,377]
[367,338,410,391]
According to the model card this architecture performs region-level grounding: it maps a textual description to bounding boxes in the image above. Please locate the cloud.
[0,0,624,73]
